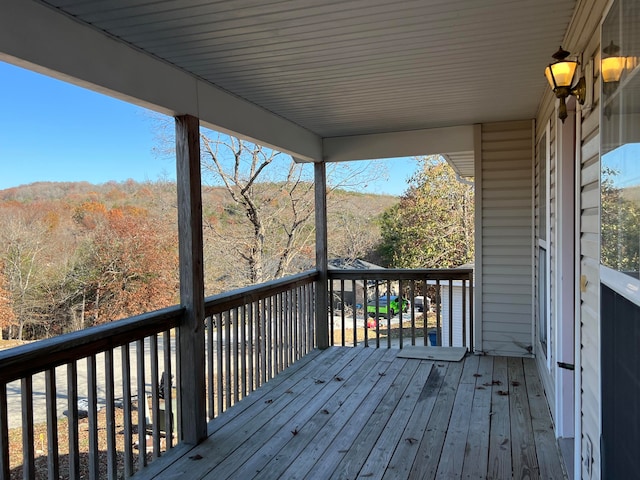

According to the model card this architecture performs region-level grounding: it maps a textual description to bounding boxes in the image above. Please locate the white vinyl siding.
[479,120,534,356]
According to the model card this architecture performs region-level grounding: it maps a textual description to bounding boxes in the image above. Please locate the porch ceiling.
[16,1,575,172]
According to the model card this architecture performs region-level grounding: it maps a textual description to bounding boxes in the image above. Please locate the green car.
[366,295,408,318]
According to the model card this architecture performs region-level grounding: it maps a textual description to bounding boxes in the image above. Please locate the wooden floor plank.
[523,359,567,480]
[459,353,480,384]
[339,360,434,480]
[487,357,511,480]
[508,357,539,479]
[461,354,494,479]
[408,360,464,480]
[381,360,447,480]
[435,381,475,478]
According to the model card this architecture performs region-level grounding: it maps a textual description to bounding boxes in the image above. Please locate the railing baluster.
[21,376,35,479]
[398,279,404,349]
[267,297,273,380]
[249,302,256,392]
[449,280,454,347]
[329,279,334,345]
[216,313,223,415]
[410,280,416,345]
[436,279,441,346]
[87,355,99,479]
[340,279,346,347]
[0,383,8,480]
[423,279,429,346]
[374,282,380,348]
[136,339,147,469]
[206,316,214,420]
[469,272,474,352]
[233,307,239,404]
[163,330,174,447]
[45,368,59,479]
[462,279,467,348]
[241,304,247,398]
[105,349,117,479]
[295,286,301,359]
[225,310,232,409]
[386,280,392,349]
[260,298,267,386]
[122,344,133,477]
[67,361,80,480]
[150,334,160,458]
[276,292,282,372]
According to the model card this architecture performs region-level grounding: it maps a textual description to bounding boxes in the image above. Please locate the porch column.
[314,161,329,349]
[175,114,207,443]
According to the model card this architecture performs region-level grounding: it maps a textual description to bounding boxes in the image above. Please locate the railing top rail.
[0,305,183,385]
[205,270,318,316]
[328,268,474,281]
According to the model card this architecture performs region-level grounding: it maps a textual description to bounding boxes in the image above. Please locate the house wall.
[535,0,610,477]
[478,120,535,357]
[440,284,471,347]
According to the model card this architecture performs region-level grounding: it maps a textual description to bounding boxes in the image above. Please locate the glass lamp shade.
[602,56,625,82]
[545,60,578,89]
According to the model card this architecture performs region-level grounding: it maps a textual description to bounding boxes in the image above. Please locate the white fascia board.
[0,0,322,162]
[322,125,475,162]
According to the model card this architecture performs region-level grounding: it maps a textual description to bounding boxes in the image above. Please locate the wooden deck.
[138,347,566,480]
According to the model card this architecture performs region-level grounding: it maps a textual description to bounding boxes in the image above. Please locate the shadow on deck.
[136,347,567,479]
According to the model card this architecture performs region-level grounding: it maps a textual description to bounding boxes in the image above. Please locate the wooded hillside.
[0,180,396,340]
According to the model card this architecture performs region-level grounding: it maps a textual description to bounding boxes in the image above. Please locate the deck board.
[461,354,494,479]
[136,348,567,480]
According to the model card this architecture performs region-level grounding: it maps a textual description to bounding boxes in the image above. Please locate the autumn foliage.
[0,181,179,340]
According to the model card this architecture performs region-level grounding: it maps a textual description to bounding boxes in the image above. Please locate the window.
[537,128,550,356]
[601,0,640,281]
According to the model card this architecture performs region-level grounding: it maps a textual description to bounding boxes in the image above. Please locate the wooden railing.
[0,270,318,479]
[0,306,183,480]
[0,268,471,479]
[203,270,317,419]
[328,269,474,352]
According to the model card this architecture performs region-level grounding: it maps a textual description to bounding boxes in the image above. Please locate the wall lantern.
[601,41,625,84]
[544,46,586,122]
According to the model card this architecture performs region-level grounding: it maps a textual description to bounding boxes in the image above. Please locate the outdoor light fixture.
[601,41,625,84]
[544,46,586,122]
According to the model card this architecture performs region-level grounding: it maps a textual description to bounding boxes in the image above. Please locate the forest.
[0,179,395,341]
[0,152,473,342]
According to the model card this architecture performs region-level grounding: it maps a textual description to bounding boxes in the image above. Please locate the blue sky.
[0,60,417,196]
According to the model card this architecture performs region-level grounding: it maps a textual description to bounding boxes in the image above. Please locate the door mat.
[396,346,467,362]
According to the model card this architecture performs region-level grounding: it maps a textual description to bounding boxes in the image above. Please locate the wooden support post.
[314,161,329,349]
[175,114,207,444]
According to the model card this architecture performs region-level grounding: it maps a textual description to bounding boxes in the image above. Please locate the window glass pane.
[601,0,640,278]
[538,134,547,241]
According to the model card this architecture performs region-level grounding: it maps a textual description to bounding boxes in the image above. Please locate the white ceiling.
[36,0,575,138]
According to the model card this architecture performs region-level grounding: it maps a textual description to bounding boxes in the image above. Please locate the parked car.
[366,295,408,318]
[413,296,431,312]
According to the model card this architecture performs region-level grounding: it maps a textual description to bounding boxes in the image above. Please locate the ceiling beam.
[322,125,475,162]
[0,0,322,162]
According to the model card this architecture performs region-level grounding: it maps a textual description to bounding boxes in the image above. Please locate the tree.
[199,132,384,291]
[601,166,640,273]
[72,202,179,324]
[378,156,474,268]
[0,264,16,340]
